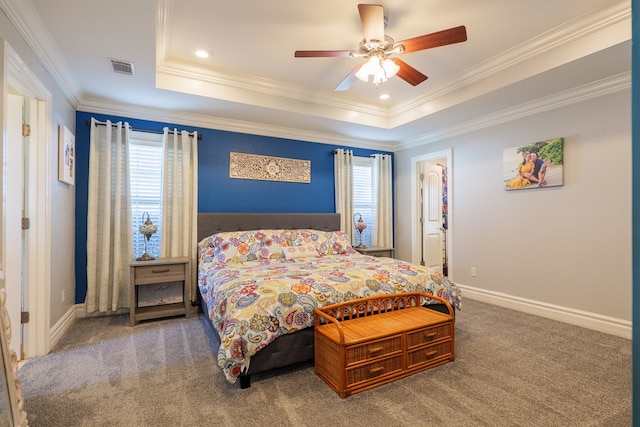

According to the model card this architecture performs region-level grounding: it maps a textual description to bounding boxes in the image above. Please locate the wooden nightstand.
[129,257,191,326]
[354,247,395,258]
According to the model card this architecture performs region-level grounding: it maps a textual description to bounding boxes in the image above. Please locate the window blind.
[352,156,374,246]
[129,131,163,258]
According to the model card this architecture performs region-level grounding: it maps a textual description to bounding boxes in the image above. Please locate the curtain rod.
[85,119,202,140]
[332,149,390,158]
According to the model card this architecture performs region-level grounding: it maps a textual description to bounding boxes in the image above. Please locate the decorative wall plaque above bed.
[229,152,311,183]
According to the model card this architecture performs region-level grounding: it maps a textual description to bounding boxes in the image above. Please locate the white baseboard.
[49,305,77,351]
[458,284,631,339]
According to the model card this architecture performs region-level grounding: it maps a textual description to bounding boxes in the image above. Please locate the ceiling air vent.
[109,59,134,76]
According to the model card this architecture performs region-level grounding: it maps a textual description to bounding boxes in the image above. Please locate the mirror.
[0,279,27,426]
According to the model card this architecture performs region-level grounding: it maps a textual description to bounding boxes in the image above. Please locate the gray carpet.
[18,299,631,427]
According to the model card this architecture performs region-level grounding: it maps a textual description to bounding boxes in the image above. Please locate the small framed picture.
[504,137,564,191]
[58,125,75,185]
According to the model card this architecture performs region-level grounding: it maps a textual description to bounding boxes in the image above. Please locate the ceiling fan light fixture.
[372,69,387,84]
[354,67,369,82]
[355,55,379,82]
[382,58,400,78]
[355,55,399,84]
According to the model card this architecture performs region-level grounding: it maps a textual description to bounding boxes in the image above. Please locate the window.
[129,131,163,258]
[353,156,374,246]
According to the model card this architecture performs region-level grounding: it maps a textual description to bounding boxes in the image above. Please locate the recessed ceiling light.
[379,94,390,100]
[194,49,210,59]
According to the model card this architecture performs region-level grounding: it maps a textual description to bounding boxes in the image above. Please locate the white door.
[3,41,52,358]
[421,161,444,275]
[5,93,24,358]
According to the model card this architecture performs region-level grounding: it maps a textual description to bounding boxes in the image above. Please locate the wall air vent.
[109,58,135,76]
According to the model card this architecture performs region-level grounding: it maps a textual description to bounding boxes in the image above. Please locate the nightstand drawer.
[133,263,186,284]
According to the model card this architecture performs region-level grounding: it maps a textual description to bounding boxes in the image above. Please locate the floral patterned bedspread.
[198,253,462,383]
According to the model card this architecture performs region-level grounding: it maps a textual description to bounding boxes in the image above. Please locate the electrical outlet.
[471,267,477,277]
[61,289,66,303]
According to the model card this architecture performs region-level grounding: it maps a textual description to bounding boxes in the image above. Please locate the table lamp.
[137,212,158,261]
[353,213,367,248]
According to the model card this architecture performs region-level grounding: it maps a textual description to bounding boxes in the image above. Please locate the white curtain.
[86,118,133,313]
[159,128,199,302]
[372,153,393,247]
[334,149,354,243]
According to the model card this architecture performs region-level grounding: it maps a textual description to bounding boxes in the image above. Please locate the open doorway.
[410,149,453,280]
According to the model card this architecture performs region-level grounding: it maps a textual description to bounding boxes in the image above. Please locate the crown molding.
[157,61,387,117]
[395,71,630,151]
[391,0,630,123]
[81,70,630,153]
[4,41,49,99]
[155,0,630,129]
[0,0,83,108]
[156,62,391,128]
[77,97,393,151]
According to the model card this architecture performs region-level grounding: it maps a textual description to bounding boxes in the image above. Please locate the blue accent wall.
[74,111,393,304]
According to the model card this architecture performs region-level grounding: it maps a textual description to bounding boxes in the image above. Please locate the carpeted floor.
[18,299,631,427]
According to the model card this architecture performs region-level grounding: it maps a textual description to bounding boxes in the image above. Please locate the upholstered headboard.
[197,212,341,242]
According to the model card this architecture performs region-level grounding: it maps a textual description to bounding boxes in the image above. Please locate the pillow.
[282,245,318,259]
[285,229,322,247]
[318,230,356,255]
[286,229,355,255]
[198,235,217,264]
[209,229,289,263]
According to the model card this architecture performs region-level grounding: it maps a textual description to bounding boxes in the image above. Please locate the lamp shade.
[139,215,158,237]
[355,216,367,232]
[355,56,380,82]
[382,59,400,77]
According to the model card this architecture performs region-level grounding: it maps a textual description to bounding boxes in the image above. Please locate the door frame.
[410,149,454,281]
[2,40,51,358]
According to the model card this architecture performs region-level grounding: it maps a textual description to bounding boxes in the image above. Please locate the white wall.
[395,89,631,336]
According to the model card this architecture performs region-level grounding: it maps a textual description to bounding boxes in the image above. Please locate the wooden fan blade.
[398,25,467,54]
[295,50,354,58]
[334,64,362,91]
[358,4,385,43]
[392,58,428,86]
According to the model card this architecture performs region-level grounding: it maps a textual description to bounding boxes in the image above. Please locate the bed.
[197,212,462,388]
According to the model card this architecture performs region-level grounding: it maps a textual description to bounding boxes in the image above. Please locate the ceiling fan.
[294,4,467,91]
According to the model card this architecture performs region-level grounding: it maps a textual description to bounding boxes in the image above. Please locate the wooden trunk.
[314,292,455,398]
